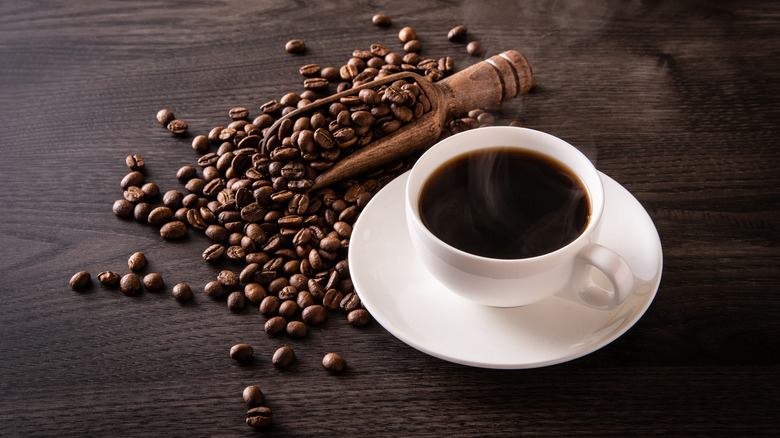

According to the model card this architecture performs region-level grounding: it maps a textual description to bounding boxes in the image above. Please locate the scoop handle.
[438,50,535,116]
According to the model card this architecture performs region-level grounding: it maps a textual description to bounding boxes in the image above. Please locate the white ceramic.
[406,126,634,309]
[349,171,662,368]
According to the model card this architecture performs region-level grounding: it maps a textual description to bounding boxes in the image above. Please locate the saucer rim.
[349,170,662,369]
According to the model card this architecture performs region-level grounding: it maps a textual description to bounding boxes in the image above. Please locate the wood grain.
[1,0,778,436]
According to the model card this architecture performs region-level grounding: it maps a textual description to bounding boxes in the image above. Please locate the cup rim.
[405,126,605,264]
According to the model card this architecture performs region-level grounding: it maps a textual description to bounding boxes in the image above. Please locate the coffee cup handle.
[571,243,635,310]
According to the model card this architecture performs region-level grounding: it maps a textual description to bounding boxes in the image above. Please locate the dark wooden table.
[1,1,778,436]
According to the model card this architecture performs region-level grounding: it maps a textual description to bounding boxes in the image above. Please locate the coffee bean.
[69,271,90,290]
[299,64,321,77]
[172,283,193,301]
[272,345,295,368]
[204,280,226,299]
[372,14,391,27]
[113,199,134,218]
[243,386,264,408]
[322,288,343,310]
[246,406,272,429]
[123,186,144,203]
[322,352,346,373]
[466,41,484,56]
[147,206,173,225]
[191,135,209,152]
[348,308,371,326]
[302,304,327,326]
[156,109,174,126]
[259,295,281,316]
[128,252,146,272]
[162,190,184,209]
[448,25,468,41]
[125,154,145,171]
[278,299,298,318]
[98,271,120,286]
[120,171,144,190]
[303,77,329,91]
[230,343,253,361]
[217,270,239,288]
[160,221,187,239]
[229,107,249,120]
[286,320,308,338]
[264,316,287,335]
[227,291,246,311]
[120,273,141,296]
[167,119,188,135]
[398,26,416,43]
[285,39,306,53]
[143,273,164,291]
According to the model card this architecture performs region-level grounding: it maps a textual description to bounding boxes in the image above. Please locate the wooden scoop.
[260,50,535,190]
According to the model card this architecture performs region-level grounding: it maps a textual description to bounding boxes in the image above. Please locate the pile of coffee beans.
[88,13,528,430]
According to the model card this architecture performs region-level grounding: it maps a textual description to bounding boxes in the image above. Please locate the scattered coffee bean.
[322,352,346,373]
[191,135,209,152]
[162,190,184,209]
[156,109,174,126]
[143,273,164,291]
[448,25,468,41]
[69,271,90,290]
[113,199,134,218]
[177,165,197,180]
[246,406,272,429]
[286,320,308,338]
[285,39,306,54]
[134,202,152,222]
[128,252,146,272]
[243,386,264,408]
[97,271,120,286]
[299,64,321,77]
[372,14,391,27]
[227,291,246,311]
[120,171,144,189]
[302,304,327,326]
[272,345,295,368]
[125,154,145,171]
[147,206,173,225]
[160,221,187,239]
[120,273,141,296]
[167,119,188,135]
[466,41,484,56]
[403,39,421,53]
[204,280,226,298]
[229,107,249,120]
[398,26,416,43]
[264,316,287,335]
[230,343,254,361]
[172,283,193,301]
[347,308,371,326]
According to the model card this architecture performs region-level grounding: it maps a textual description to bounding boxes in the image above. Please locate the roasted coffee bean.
[303,77,329,90]
[97,271,120,286]
[398,26,416,43]
[186,208,207,230]
[272,345,295,368]
[125,154,145,171]
[176,165,197,181]
[243,385,264,408]
[322,288,343,310]
[264,316,287,335]
[322,352,346,373]
[448,25,468,41]
[113,199,134,218]
[143,273,164,291]
[167,119,188,135]
[229,107,249,120]
[227,291,246,311]
[246,406,272,429]
[278,299,298,318]
[230,343,253,361]
[204,280,226,298]
[141,182,159,199]
[120,273,141,296]
[467,41,484,56]
[372,13,391,26]
[299,64,321,77]
[285,39,306,53]
[217,270,239,288]
[302,304,327,325]
[144,207,170,226]
[259,295,281,316]
[348,308,371,326]
[156,109,174,126]
[120,171,144,189]
[340,292,361,312]
[160,221,187,239]
[286,320,308,338]
[172,283,193,301]
[403,39,422,52]
[128,252,146,272]
[69,271,90,290]
[162,190,184,209]
[244,282,267,304]
[123,186,144,203]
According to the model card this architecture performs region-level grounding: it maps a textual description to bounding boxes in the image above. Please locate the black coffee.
[418,147,590,259]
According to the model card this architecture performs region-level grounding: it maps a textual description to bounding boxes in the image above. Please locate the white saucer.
[349,171,663,369]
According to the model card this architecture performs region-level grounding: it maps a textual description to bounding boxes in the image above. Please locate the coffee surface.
[418,147,590,259]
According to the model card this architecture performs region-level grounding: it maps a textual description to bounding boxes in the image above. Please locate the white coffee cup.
[405,126,635,309]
